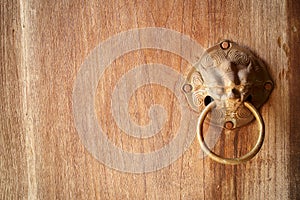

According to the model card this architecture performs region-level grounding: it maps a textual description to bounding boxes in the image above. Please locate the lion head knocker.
[183,40,273,164]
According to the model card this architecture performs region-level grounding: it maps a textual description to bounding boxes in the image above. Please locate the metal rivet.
[220,41,230,50]
[264,82,273,91]
[182,84,193,93]
[224,121,234,129]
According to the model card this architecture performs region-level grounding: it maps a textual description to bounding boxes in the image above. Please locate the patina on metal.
[197,101,265,165]
[182,40,273,164]
[183,40,273,129]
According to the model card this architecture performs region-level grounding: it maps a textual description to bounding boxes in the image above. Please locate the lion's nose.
[227,88,240,99]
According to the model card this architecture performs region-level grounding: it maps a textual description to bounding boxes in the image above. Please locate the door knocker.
[182,40,273,165]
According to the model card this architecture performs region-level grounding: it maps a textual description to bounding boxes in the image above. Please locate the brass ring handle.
[197,101,265,165]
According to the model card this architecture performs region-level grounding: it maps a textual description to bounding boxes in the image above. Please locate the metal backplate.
[182,40,273,129]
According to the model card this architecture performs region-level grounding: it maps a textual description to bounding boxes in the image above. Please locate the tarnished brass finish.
[183,40,273,164]
[197,101,265,165]
[183,40,273,129]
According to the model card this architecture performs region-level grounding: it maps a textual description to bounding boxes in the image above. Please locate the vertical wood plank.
[287,1,300,199]
[1,0,297,199]
[0,0,28,199]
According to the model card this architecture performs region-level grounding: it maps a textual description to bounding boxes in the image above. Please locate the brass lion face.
[183,40,273,129]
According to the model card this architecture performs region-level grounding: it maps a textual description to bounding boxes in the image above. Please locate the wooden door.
[1,0,299,199]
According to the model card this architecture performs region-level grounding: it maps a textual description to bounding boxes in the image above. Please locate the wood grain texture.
[287,1,300,199]
[1,0,298,199]
[0,1,28,199]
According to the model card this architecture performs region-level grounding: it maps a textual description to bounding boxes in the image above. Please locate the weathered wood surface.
[288,1,300,199]
[1,0,299,199]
